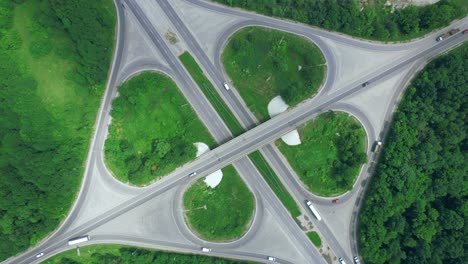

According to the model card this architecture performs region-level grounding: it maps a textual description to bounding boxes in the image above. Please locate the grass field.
[249,151,301,218]
[307,231,322,248]
[179,52,244,136]
[223,27,325,122]
[183,165,254,241]
[278,112,367,196]
[44,244,122,263]
[44,244,254,263]
[105,72,215,186]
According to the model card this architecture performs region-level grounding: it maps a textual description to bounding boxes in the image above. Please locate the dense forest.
[55,247,254,264]
[0,0,115,261]
[212,0,466,41]
[358,44,467,263]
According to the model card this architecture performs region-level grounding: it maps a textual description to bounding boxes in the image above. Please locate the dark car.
[332,199,340,204]
[362,81,370,87]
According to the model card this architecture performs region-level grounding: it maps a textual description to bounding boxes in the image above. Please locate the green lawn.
[179,52,244,136]
[183,165,254,241]
[105,72,215,186]
[223,27,325,122]
[249,151,301,218]
[44,244,255,263]
[44,244,121,263]
[278,112,367,196]
[307,231,322,248]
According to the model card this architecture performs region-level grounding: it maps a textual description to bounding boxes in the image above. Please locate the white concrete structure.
[194,142,223,188]
[268,96,301,145]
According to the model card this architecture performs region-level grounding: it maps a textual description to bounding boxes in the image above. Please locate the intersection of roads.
[5,1,467,264]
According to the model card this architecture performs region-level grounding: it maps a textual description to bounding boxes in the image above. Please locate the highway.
[152,2,467,262]
[156,0,368,261]
[123,1,326,262]
[3,0,466,263]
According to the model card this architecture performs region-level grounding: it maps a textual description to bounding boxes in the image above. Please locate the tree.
[358,44,467,263]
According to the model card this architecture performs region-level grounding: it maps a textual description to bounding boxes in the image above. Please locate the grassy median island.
[278,112,367,196]
[307,231,322,248]
[44,244,254,263]
[223,27,325,122]
[179,52,244,136]
[105,72,215,185]
[183,166,254,241]
[0,0,115,260]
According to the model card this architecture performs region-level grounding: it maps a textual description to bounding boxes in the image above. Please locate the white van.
[201,247,211,252]
[223,83,230,91]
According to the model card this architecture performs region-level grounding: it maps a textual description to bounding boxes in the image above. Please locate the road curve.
[186,0,467,51]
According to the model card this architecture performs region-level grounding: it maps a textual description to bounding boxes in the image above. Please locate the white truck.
[68,235,90,246]
[373,141,382,153]
[305,200,322,221]
[436,28,460,41]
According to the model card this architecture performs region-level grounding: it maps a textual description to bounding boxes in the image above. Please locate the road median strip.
[179,51,244,136]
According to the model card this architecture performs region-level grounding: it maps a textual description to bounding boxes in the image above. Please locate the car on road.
[201,247,211,252]
[373,141,383,153]
[35,252,44,258]
[332,199,340,204]
[267,256,276,262]
[188,172,197,177]
[339,257,346,264]
[353,256,360,263]
[362,81,370,87]
[463,29,468,34]
[223,83,230,90]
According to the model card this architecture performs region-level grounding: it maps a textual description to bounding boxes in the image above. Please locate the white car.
[339,257,346,264]
[201,247,211,252]
[223,83,230,90]
[353,256,360,263]
[188,172,197,177]
[267,256,276,261]
[36,252,44,258]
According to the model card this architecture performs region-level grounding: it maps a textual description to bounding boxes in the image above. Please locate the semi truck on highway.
[305,200,322,221]
[68,235,90,246]
[436,28,460,41]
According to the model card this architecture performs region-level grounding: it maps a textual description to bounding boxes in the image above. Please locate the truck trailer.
[436,28,460,41]
[306,200,322,221]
